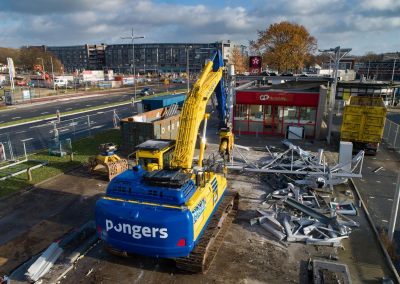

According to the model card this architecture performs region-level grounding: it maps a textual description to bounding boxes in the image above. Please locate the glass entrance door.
[264,106,283,134]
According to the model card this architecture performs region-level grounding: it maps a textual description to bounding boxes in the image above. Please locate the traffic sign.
[0,142,6,161]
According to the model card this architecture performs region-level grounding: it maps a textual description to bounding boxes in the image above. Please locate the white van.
[49,78,68,89]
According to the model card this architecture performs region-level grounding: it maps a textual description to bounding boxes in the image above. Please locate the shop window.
[300,107,316,124]
[249,105,264,121]
[336,92,343,99]
[249,105,264,132]
[233,104,248,132]
[283,106,299,123]
[234,104,248,120]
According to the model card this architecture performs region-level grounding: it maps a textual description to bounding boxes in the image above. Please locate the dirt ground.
[0,124,397,283]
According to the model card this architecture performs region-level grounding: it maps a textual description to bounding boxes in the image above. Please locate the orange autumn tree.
[249,21,317,73]
[229,46,247,74]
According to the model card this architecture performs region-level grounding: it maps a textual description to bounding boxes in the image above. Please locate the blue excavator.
[95,49,238,273]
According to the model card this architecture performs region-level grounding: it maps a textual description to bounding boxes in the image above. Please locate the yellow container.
[340,96,387,144]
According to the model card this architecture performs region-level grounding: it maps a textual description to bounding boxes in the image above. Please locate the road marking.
[21,138,34,142]
[367,167,371,169]
[361,179,365,181]
[373,158,376,159]
[104,102,108,103]
[86,105,92,106]
[376,181,381,183]
[394,183,397,185]
[388,199,393,201]
[369,196,375,198]
[59,129,70,132]
[66,108,72,110]
[382,220,388,222]
[16,130,26,134]
[91,125,105,129]
[97,111,104,114]
[386,159,390,160]
[41,112,49,114]
[12,117,21,119]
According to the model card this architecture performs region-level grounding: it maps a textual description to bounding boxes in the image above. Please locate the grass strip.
[0,89,186,127]
[0,129,121,199]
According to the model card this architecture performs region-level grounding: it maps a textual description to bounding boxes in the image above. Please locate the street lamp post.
[186,46,192,93]
[318,47,352,145]
[121,28,145,100]
[50,57,55,93]
[391,58,397,82]
[37,57,45,87]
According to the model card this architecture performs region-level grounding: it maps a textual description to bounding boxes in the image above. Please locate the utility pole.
[186,45,192,93]
[51,57,55,94]
[121,28,145,100]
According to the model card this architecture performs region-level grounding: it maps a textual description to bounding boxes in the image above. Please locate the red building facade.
[233,90,323,139]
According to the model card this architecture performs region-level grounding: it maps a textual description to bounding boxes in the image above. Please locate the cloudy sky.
[0,0,399,55]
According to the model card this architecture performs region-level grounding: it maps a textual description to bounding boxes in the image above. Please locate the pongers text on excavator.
[95,49,238,274]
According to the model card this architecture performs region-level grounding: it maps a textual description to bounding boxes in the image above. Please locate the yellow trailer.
[340,96,387,155]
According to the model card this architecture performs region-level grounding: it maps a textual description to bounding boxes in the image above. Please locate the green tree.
[19,46,64,74]
[249,21,317,73]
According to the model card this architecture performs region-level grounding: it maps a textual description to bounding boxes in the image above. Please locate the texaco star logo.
[252,57,260,65]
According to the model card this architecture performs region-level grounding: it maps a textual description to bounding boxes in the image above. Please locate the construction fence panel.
[382,119,400,152]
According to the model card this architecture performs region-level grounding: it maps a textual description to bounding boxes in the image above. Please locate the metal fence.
[383,119,400,151]
[0,105,136,163]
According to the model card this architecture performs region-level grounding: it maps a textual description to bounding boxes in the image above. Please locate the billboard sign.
[122,77,134,85]
[249,56,262,75]
[82,70,104,81]
[0,75,6,85]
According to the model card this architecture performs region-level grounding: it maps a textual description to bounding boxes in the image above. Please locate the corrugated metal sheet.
[120,107,180,156]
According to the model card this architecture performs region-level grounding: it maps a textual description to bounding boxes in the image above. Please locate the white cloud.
[0,0,399,54]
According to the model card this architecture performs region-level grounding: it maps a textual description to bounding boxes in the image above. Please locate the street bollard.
[70,152,74,162]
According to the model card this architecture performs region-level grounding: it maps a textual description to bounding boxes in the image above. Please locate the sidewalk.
[332,111,400,276]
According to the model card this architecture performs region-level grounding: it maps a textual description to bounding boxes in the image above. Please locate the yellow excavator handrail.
[170,60,223,171]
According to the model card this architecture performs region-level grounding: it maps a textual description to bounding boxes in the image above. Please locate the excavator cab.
[135,139,176,172]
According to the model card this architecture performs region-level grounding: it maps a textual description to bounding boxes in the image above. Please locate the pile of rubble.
[252,182,359,248]
[240,141,364,248]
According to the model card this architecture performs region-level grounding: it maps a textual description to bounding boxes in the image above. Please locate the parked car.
[172,78,185,83]
[139,87,155,96]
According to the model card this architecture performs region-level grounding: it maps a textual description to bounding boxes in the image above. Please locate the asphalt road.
[0,83,184,125]
[0,83,186,158]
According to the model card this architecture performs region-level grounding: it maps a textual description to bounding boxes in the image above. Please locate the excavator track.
[103,242,134,258]
[175,190,239,274]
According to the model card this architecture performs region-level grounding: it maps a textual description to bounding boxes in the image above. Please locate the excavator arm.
[170,50,233,171]
[34,64,50,82]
